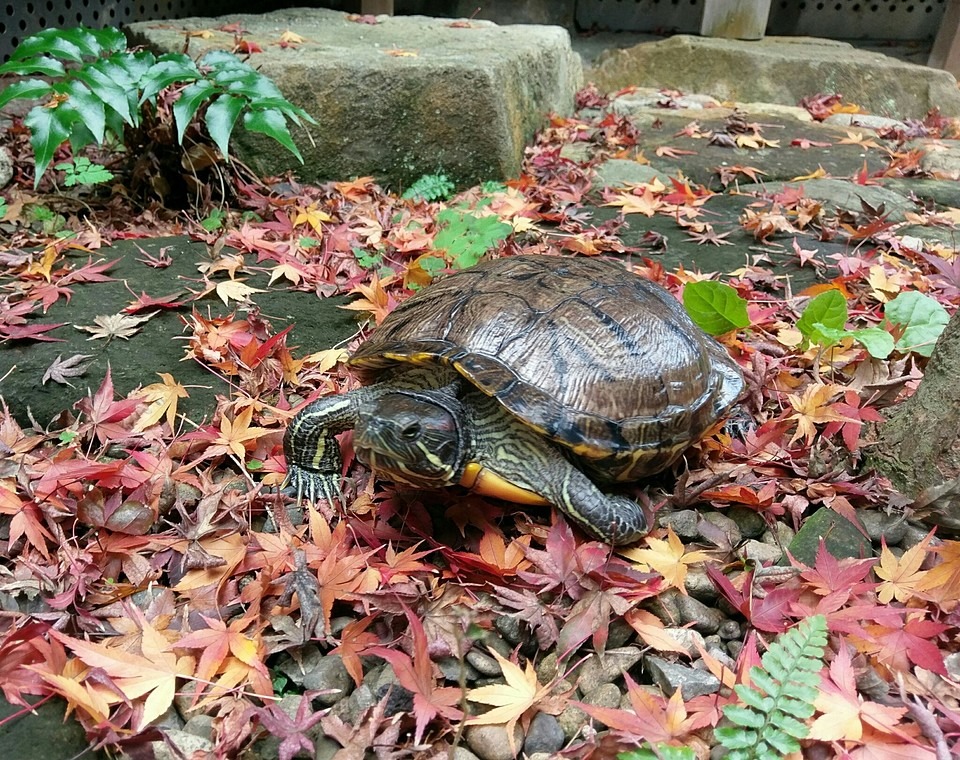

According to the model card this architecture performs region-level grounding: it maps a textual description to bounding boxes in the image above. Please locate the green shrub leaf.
[797,289,847,346]
[61,80,106,144]
[682,280,750,336]
[243,107,303,162]
[11,30,85,63]
[0,79,54,110]
[25,106,73,185]
[139,55,200,103]
[0,56,66,77]
[173,80,218,144]
[205,93,246,158]
[885,291,949,357]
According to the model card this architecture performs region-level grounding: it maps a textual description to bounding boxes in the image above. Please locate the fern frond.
[401,173,455,202]
[716,614,828,760]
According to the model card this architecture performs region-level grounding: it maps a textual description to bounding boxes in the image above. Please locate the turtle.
[283,254,743,545]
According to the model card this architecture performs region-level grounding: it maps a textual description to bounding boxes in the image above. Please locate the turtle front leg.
[468,395,648,545]
[283,392,363,505]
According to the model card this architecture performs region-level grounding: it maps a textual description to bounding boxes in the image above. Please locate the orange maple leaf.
[786,383,851,445]
[132,373,189,431]
[622,527,711,592]
[875,533,931,604]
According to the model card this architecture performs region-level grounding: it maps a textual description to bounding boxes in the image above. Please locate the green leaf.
[0,79,54,110]
[714,727,757,750]
[24,105,72,185]
[733,685,774,712]
[88,26,128,55]
[433,208,512,269]
[216,68,284,101]
[172,80,218,144]
[723,705,765,729]
[50,27,103,58]
[201,208,227,232]
[797,289,847,346]
[61,80,105,144]
[205,94,246,159]
[618,746,696,760]
[850,326,895,359]
[403,173,455,202]
[682,280,750,336]
[10,29,84,63]
[75,59,138,125]
[242,107,303,162]
[0,55,66,77]
[139,55,200,103]
[885,291,949,357]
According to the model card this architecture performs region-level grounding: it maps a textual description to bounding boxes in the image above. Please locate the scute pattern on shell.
[349,255,743,481]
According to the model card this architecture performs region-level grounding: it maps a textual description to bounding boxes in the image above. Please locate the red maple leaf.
[363,608,463,744]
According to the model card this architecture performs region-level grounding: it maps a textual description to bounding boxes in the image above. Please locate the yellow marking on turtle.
[459,462,548,506]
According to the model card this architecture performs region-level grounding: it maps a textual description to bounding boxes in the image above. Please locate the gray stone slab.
[590,35,960,119]
[126,9,582,189]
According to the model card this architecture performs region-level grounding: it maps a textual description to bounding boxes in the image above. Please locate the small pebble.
[658,627,706,656]
[466,649,503,678]
[699,511,742,547]
[645,655,721,699]
[717,619,742,641]
[858,510,907,545]
[557,703,589,741]
[576,647,644,693]
[465,723,524,760]
[523,712,565,755]
[674,593,726,635]
[738,539,783,565]
[727,506,766,538]
[684,568,719,603]
[536,652,559,684]
[658,509,700,539]
[494,615,524,646]
[581,682,622,710]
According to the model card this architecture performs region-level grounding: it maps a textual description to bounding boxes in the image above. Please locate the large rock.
[589,35,960,119]
[126,9,582,189]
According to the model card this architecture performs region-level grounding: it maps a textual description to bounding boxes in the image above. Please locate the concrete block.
[126,9,583,188]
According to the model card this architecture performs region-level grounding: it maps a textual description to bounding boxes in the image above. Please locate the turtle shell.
[349,255,743,481]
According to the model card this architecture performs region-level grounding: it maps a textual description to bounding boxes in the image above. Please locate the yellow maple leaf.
[268,261,303,285]
[786,383,850,445]
[791,165,828,181]
[279,30,305,44]
[304,347,350,374]
[838,130,881,150]
[603,186,661,216]
[916,539,960,606]
[621,527,711,592]
[875,533,930,604]
[215,278,265,306]
[24,245,58,281]
[293,203,333,236]
[133,373,189,432]
[465,650,553,755]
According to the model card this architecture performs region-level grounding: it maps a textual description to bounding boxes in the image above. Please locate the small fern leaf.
[724,705,765,729]
[718,615,828,759]
[779,694,817,719]
[734,684,774,712]
[714,727,757,749]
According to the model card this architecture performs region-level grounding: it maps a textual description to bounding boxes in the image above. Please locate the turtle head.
[354,389,466,488]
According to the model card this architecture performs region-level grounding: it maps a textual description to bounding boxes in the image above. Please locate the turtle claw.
[282,465,345,508]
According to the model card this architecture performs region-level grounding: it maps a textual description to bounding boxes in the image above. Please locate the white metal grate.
[576,0,946,38]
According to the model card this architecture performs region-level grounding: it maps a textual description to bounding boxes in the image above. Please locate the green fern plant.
[715,614,828,760]
[0,26,315,190]
[401,173,455,202]
[619,745,695,760]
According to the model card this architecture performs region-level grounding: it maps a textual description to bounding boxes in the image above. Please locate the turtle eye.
[400,421,422,440]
